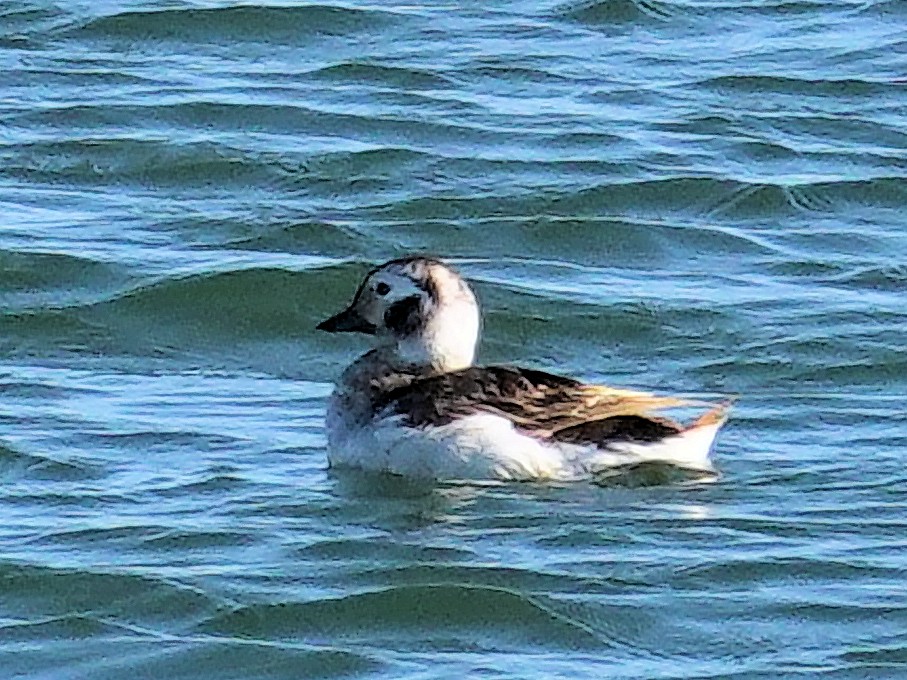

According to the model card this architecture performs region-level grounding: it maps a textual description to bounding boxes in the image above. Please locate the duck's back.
[326,363,726,481]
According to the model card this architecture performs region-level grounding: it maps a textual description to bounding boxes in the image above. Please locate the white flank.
[330,413,570,481]
[328,412,725,481]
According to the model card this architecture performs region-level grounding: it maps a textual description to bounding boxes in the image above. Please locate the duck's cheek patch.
[384,295,423,336]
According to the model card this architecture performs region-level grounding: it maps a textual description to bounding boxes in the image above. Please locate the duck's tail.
[587,401,733,473]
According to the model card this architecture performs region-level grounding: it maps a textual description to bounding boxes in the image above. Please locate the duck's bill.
[316,306,377,334]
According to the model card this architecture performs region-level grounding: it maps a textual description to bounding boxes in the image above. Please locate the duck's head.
[317,256,481,372]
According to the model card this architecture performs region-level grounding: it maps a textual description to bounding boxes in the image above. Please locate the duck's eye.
[375,282,391,296]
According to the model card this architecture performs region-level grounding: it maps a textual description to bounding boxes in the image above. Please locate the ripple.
[152,473,249,497]
[92,430,245,449]
[141,529,258,551]
[297,537,475,563]
[559,0,675,25]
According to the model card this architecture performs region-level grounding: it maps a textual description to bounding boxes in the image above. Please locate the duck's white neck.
[392,297,480,373]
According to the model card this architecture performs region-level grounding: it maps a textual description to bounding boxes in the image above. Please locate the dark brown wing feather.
[373,365,690,445]
[552,415,681,444]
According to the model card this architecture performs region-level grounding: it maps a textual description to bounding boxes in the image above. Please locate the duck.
[317,256,730,481]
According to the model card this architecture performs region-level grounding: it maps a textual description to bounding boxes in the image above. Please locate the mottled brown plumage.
[372,365,697,446]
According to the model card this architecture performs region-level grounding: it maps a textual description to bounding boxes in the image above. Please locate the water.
[1,0,906,677]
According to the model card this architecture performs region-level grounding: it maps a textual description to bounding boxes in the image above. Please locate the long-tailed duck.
[318,256,730,481]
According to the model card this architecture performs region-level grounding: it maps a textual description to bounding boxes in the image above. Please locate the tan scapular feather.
[463,382,707,436]
[379,365,728,442]
[579,384,698,411]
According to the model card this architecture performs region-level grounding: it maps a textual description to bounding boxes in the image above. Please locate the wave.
[840,642,907,666]
[701,74,901,97]
[308,61,455,89]
[9,100,502,152]
[0,561,218,623]
[0,441,104,482]
[460,63,577,85]
[827,264,907,292]
[678,555,906,586]
[0,138,294,189]
[70,5,402,44]
[857,0,907,17]
[0,611,124,645]
[0,604,379,679]
[95,266,331,335]
[200,583,606,650]
[23,135,900,218]
[698,0,886,14]
[0,266,310,364]
[220,219,369,255]
[368,176,870,221]
[0,6,67,49]
[139,528,256,551]
[0,248,129,310]
[561,0,872,26]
